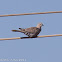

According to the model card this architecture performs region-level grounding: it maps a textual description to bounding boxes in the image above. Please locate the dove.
[12,23,44,37]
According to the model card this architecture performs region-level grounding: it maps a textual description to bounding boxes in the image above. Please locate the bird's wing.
[25,27,40,34]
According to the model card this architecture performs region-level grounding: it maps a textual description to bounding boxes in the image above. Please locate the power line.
[0,34,62,40]
[0,11,62,17]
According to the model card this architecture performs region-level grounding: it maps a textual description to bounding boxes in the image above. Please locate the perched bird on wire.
[12,23,44,38]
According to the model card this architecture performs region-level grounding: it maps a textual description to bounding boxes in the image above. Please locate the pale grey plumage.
[12,23,44,37]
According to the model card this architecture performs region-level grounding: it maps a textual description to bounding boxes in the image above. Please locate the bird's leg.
[21,36,37,39]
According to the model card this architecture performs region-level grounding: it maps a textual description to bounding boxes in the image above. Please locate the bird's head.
[36,23,44,28]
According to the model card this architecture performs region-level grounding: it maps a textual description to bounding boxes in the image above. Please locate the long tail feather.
[12,30,22,32]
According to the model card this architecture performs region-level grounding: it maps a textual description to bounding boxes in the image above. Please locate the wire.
[0,11,62,17]
[0,34,62,40]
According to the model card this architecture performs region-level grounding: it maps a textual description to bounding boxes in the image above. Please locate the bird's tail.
[12,30,22,32]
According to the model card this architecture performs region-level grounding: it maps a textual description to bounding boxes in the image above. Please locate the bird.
[12,23,44,38]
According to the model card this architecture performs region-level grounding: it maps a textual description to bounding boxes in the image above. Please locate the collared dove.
[12,23,44,37]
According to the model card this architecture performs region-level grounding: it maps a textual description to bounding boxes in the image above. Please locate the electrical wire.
[0,34,62,40]
[0,11,62,17]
